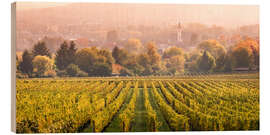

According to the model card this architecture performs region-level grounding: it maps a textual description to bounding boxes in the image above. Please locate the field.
[16,73,259,133]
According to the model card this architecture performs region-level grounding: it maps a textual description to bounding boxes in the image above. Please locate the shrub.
[120,68,133,76]
[16,73,28,78]
[56,70,68,77]
[77,70,88,77]
[45,70,57,77]
[66,64,81,77]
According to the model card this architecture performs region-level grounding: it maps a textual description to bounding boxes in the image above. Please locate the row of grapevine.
[151,82,190,131]
[91,82,132,132]
[118,81,139,131]
[158,81,223,131]
[173,80,259,130]
[143,81,160,131]
[16,81,121,133]
[16,74,259,132]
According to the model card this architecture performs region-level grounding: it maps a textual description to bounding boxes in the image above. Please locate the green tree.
[19,50,33,76]
[66,64,82,77]
[98,49,114,65]
[125,58,144,76]
[75,47,113,76]
[112,46,129,65]
[224,53,233,72]
[162,46,185,74]
[197,40,226,59]
[120,67,133,76]
[92,63,112,76]
[112,46,121,63]
[197,51,216,72]
[215,53,226,71]
[166,55,185,75]
[68,41,77,64]
[75,48,99,74]
[32,41,51,58]
[16,54,20,71]
[32,55,54,77]
[55,41,69,70]
[232,47,251,68]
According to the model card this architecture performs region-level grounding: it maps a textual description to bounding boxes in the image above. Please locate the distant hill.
[15,2,259,51]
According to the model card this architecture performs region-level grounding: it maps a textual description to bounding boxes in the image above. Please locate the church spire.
[177,19,183,42]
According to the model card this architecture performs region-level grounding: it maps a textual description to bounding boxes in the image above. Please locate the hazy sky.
[16,2,69,10]
[16,2,259,28]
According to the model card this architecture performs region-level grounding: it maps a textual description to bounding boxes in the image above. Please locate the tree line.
[16,37,259,78]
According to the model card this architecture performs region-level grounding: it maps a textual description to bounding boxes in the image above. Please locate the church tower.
[177,20,183,42]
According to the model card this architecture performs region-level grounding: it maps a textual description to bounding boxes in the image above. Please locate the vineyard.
[16,73,259,133]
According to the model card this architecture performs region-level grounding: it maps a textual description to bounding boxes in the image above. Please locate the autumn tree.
[32,55,54,77]
[197,40,226,59]
[232,38,259,69]
[75,48,99,75]
[137,53,151,68]
[98,49,114,65]
[197,40,226,71]
[123,38,143,54]
[163,46,185,75]
[125,56,144,76]
[166,55,185,75]
[163,46,184,59]
[146,41,161,66]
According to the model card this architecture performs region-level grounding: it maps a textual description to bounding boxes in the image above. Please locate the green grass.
[131,88,147,132]
[147,88,171,131]
[102,88,134,132]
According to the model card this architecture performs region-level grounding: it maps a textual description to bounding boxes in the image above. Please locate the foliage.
[55,41,70,70]
[66,64,83,77]
[232,38,259,68]
[197,51,216,72]
[163,46,184,59]
[165,55,185,75]
[123,38,143,54]
[75,47,113,76]
[146,42,161,66]
[232,47,251,68]
[32,55,55,77]
[163,46,185,75]
[16,73,259,133]
[112,46,129,65]
[19,50,33,76]
[32,41,51,58]
[91,63,112,76]
[197,40,226,59]
[55,41,78,70]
